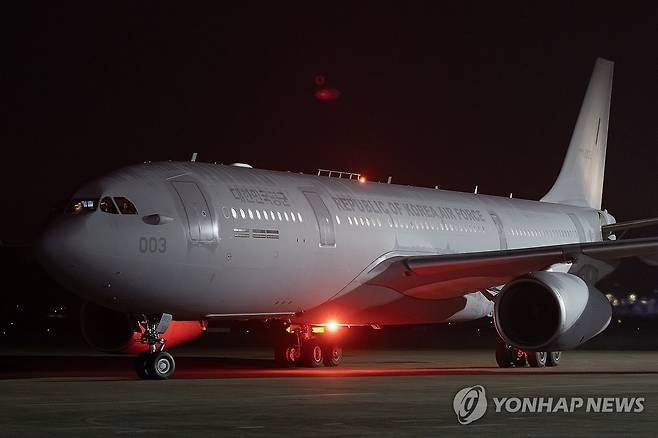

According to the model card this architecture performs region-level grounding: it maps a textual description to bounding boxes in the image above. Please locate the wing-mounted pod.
[494,271,611,351]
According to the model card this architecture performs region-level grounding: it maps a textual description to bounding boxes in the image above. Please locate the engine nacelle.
[80,302,205,353]
[494,272,611,351]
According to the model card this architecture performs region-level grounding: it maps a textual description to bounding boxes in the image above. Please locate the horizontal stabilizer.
[602,217,658,236]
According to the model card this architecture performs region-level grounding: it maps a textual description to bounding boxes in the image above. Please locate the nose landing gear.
[133,313,176,380]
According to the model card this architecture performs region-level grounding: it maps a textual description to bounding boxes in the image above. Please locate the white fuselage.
[38,162,605,326]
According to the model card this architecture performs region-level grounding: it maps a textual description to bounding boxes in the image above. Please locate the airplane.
[38,58,658,379]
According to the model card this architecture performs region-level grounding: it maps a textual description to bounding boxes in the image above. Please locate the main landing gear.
[495,337,561,368]
[274,323,343,368]
[134,313,176,380]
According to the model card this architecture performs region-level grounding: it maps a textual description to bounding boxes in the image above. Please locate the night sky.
[3,3,657,245]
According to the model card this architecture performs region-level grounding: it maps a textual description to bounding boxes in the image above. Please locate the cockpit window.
[114,197,138,215]
[99,197,119,214]
[67,198,99,215]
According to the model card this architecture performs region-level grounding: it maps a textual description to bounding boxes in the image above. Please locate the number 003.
[139,237,166,253]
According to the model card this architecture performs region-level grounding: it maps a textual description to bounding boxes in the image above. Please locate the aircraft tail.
[541,58,614,210]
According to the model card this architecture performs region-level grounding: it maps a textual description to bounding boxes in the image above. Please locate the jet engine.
[494,271,611,351]
[80,301,205,353]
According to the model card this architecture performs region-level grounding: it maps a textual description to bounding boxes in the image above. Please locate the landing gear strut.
[495,337,561,368]
[133,313,176,380]
[274,323,343,368]
[495,337,526,367]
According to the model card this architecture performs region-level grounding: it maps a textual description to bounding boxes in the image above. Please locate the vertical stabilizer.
[541,58,614,210]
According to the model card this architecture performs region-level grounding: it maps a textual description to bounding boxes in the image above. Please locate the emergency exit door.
[172,181,215,242]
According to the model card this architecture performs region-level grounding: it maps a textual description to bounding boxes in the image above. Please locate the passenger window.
[99,197,119,214]
[114,197,138,215]
[67,198,99,215]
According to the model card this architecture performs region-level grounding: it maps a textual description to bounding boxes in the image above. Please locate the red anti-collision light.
[315,88,341,101]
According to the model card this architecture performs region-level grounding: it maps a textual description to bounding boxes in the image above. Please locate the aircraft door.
[489,211,508,250]
[302,190,336,247]
[172,181,215,242]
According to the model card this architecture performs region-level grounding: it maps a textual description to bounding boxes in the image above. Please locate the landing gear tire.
[546,351,562,367]
[322,344,343,367]
[135,351,151,379]
[146,351,176,380]
[528,351,547,368]
[274,336,300,367]
[301,343,324,368]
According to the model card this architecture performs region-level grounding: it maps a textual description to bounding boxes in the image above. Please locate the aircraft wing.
[602,217,658,238]
[366,237,658,300]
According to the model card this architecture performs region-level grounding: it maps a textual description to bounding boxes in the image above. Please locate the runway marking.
[237,426,265,429]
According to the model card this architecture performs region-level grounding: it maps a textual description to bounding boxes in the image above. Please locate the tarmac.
[1,348,657,437]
